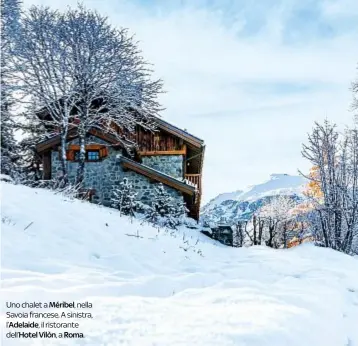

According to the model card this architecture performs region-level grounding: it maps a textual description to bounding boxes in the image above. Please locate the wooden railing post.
[184,174,201,192]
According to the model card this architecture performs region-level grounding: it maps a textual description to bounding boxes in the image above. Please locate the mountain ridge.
[201,173,307,224]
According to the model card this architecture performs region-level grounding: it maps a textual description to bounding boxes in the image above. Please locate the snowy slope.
[201,174,307,223]
[1,182,358,346]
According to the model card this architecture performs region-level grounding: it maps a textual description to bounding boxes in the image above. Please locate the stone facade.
[142,155,183,179]
[51,136,184,208]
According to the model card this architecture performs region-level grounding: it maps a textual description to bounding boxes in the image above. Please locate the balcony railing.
[184,174,201,191]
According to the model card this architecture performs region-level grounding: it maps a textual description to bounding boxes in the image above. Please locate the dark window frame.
[87,150,100,161]
[73,150,101,162]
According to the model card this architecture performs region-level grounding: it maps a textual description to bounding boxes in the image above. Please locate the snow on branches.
[231,195,301,249]
[10,4,163,186]
[301,120,358,254]
[257,195,299,248]
[1,0,22,177]
[144,184,188,229]
[111,178,138,218]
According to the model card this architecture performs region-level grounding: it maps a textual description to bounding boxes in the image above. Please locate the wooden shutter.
[99,146,108,159]
[66,150,75,161]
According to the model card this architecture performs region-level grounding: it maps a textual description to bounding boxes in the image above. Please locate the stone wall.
[142,155,183,179]
[51,137,184,208]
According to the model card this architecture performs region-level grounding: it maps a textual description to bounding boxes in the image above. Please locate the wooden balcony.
[185,174,201,191]
[184,174,202,220]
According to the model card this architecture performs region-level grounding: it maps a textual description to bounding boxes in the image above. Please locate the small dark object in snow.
[24,221,34,231]
[105,223,108,227]
[125,230,143,239]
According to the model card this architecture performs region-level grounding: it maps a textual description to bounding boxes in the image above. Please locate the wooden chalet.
[36,116,205,221]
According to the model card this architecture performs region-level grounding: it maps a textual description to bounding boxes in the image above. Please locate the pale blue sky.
[22,0,358,202]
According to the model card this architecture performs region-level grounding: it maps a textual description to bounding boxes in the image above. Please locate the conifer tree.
[144,184,188,229]
[111,178,138,217]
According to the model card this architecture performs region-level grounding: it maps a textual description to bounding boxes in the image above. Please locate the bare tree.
[1,0,22,177]
[60,5,163,185]
[301,120,358,254]
[233,221,246,247]
[351,64,358,122]
[11,6,78,184]
[257,217,265,245]
[11,4,163,186]
[339,127,358,252]
[265,216,279,247]
[258,195,298,248]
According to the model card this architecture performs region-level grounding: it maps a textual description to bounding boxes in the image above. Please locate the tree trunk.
[283,221,288,249]
[253,215,257,245]
[59,127,68,187]
[258,218,264,245]
[266,218,275,248]
[334,210,342,250]
[318,209,329,248]
[75,127,86,187]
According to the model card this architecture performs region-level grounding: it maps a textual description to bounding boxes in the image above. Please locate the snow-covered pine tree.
[111,178,138,217]
[144,184,170,226]
[1,0,22,177]
[170,196,189,226]
[144,184,187,229]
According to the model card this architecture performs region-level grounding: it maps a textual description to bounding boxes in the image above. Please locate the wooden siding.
[116,125,185,153]
[138,147,186,156]
[155,118,203,148]
[35,127,131,154]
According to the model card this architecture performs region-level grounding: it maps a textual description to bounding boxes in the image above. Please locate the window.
[65,145,108,162]
[87,150,100,161]
[71,150,100,162]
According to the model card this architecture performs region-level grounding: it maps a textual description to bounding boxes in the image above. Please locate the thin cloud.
[22,0,358,202]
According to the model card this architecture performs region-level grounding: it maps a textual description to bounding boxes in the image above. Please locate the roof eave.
[155,118,204,148]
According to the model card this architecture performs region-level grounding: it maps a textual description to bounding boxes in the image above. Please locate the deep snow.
[1,182,358,345]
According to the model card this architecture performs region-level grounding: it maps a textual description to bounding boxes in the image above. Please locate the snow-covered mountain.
[201,174,307,224]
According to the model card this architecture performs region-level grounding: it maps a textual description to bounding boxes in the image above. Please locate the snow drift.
[1,182,358,345]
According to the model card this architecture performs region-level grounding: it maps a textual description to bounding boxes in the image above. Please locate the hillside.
[1,182,358,346]
[201,174,307,224]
